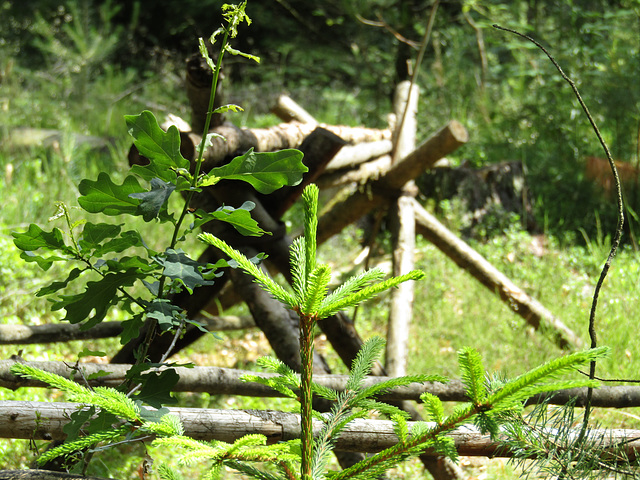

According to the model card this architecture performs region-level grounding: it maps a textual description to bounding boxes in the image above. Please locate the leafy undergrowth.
[2,214,639,479]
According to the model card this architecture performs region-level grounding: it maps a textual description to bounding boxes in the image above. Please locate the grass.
[1,32,639,480]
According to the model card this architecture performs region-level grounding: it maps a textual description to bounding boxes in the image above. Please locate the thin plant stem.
[299,311,316,479]
[136,27,230,367]
[492,23,624,446]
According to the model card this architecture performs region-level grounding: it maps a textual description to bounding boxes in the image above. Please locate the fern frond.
[320,268,386,309]
[316,270,425,319]
[198,233,297,307]
[289,237,306,302]
[302,264,331,315]
[302,184,319,279]
[346,336,385,391]
[458,347,487,404]
[37,426,129,465]
[487,347,608,408]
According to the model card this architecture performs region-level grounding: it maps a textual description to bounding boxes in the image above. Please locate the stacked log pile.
[0,68,594,479]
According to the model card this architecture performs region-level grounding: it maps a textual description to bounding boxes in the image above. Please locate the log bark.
[316,120,469,245]
[386,81,419,378]
[271,95,318,124]
[130,122,391,173]
[4,360,640,407]
[412,198,583,350]
[325,140,393,171]
[0,471,112,480]
[316,155,392,189]
[185,52,225,133]
[2,401,640,459]
[0,316,255,345]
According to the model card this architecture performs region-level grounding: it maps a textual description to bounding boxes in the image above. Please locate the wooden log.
[2,401,640,459]
[5,360,640,408]
[0,316,255,345]
[5,128,114,152]
[132,122,391,173]
[271,94,318,124]
[386,194,417,377]
[185,52,225,133]
[316,120,469,245]
[325,140,393,171]
[0,470,112,480]
[386,81,419,378]
[257,127,346,218]
[316,155,392,189]
[412,198,582,349]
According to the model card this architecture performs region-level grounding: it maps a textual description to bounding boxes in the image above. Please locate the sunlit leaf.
[78,173,144,216]
[125,110,189,184]
[190,202,267,237]
[206,148,307,194]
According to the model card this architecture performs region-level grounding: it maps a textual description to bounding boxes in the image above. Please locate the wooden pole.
[2,401,640,459]
[412,198,583,349]
[386,81,419,377]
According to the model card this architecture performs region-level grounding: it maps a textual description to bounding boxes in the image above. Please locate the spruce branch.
[11,363,142,422]
[316,270,425,319]
[37,426,130,465]
[486,347,607,409]
[458,347,487,404]
[301,184,319,280]
[198,233,297,307]
[289,237,307,303]
[301,264,331,315]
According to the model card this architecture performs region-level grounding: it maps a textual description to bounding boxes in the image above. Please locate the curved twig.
[492,24,625,442]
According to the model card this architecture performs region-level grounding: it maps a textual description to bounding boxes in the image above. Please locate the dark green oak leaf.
[93,230,146,257]
[129,178,176,222]
[156,248,215,294]
[36,267,84,297]
[78,222,122,254]
[146,299,183,331]
[205,148,307,194]
[125,110,189,184]
[133,369,179,408]
[13,224,71,252]
[78,172,144,216]
[52,270,141,328]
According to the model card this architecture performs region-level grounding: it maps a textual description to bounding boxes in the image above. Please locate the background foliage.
[1,0,640,478]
